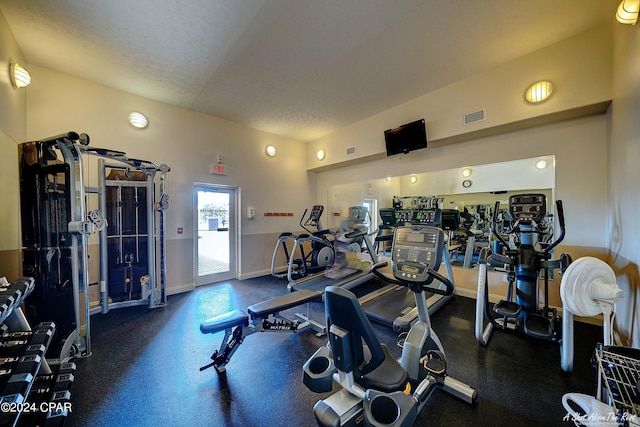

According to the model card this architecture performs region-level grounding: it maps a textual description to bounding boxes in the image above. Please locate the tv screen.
[384,119,427,156]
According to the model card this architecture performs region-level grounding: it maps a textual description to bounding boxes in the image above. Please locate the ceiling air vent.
[346,146,356,155]
[464,109,485,125]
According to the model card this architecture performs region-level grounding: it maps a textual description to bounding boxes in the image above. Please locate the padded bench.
[200,289,322,335]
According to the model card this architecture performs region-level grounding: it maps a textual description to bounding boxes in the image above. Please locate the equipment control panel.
[509,194,546,223]
[391,226,444,284]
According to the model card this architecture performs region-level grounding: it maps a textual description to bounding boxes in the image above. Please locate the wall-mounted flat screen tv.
[384,119,427,156]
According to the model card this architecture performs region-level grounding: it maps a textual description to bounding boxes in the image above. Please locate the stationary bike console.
[391,226,453,295]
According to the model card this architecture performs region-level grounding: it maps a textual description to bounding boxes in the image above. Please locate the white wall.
[19,66,314,290]
[0,11,27,279]
[609,21,640,347]
[307,24,612,170]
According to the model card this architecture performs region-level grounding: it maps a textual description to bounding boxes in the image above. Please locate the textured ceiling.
[0,0,617,142]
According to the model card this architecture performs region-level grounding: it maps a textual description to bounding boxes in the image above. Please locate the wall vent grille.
[464,109,485,125]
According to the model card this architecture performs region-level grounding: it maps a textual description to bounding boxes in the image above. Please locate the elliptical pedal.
[493,300,521,318]
[523,312,554,339]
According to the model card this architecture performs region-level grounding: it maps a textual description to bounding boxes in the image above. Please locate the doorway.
[194,184,238,285]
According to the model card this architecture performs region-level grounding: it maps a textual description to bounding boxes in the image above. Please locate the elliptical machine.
[270,205,335,281]
[302,226,477,427]
[475,194,570,345]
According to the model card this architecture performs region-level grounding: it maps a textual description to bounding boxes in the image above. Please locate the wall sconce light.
[128,112,148,129]
[410,175,418,184]
[316,149,326,161]
[462,168,472,177]
[536,159,548,169]
[265,145,276,157]
[9,63,31,88]
[616,0,639,25]
[385,177,391,182]
[525,80,554,103]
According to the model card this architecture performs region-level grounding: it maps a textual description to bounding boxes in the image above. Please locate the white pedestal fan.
[560,257,627,426]
[560,256,624,373]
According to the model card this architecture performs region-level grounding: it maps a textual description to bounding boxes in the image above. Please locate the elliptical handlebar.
[491,200,510,249]
[544,199,565,254]
[299,208,310,232]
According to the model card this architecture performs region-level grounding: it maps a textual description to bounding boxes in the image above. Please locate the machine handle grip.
[37,131,80,144]
[426,269,454,296]
[556,199,565,229]
[545,199,566,254]
[491,200,509,249]
[371,262,405,287]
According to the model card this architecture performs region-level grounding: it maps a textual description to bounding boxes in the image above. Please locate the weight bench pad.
[247,289,322,319]
[200,309,249,334]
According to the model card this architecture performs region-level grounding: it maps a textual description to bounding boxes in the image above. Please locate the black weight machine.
[475,194,570,345]
[18,132,170,363]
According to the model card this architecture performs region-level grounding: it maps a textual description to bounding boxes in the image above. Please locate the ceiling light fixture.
[525,80,554,103]
[265,145,276,157]
[462,168,472,177]
[128,112,148,129]
[9,63,31,88]
[536,159,548,169]
[316,149,326,161]
[616,0,640,24]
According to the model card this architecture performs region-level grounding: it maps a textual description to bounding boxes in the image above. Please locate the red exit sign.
[211,164,227,175]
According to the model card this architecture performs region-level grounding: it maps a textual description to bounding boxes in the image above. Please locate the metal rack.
[594,343,640,425]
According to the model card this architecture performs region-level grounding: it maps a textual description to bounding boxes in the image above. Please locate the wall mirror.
[326,155,555,269]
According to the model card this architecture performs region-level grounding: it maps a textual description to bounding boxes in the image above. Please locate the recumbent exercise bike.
[303,225,477,427]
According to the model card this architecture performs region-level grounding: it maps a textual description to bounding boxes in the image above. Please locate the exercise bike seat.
[200,309,249,334]
[325,286,408,393]
[360,344,408,392]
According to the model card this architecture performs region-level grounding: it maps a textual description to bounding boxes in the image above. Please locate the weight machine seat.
[325,286,408,393]
[247,289,322,319]
[200,310,249,335]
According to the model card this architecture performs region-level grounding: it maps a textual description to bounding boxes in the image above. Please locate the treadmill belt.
[290,268,363,293]
[364,287,416,327]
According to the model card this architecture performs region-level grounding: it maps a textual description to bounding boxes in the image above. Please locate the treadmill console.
[509,194,546,223]
[391,226,444,284]
[393,208,441,226]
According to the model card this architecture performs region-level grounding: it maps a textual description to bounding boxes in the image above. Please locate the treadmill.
[360,207,455,332]
[288,206,378,294]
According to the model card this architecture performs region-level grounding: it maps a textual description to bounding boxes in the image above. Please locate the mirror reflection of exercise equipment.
[18,132,170,363]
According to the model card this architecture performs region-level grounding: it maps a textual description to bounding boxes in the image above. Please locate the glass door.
[194,184,237,285]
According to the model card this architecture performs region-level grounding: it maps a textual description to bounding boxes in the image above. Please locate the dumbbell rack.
[0,278,76,427]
